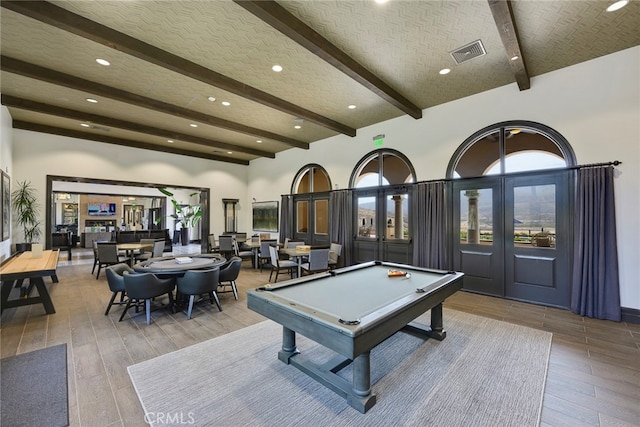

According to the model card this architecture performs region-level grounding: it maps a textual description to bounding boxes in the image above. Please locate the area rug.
[128,310,551,427]
[1,343,69,427]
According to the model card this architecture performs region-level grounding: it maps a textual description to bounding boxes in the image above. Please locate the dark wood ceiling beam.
[234,0,422,120]
[12,120,249,165]
[488,0,530,90]
[1,56,308,150]
[1,0,356,137]
[1,95,275,158]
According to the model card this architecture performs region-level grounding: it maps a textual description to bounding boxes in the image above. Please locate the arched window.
[349,149,416,188]
[290,164,331,243]
[350,150,416,244]
[447,121,576,178]
[291,164,331,194]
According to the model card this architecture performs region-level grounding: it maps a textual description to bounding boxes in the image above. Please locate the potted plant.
[533,231,552,247]
[11,180,42,252]
[158,188,202,245]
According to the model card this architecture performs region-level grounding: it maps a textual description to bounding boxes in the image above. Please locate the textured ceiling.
[1,0,638,165]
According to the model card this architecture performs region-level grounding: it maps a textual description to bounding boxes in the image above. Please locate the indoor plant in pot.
[11,180,42,252]
[158,188,202,246]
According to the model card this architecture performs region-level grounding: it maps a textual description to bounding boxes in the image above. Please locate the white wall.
[0,105,13,261]
[5,47,639,310]
[9,130,248,247]
[248,47,640,310]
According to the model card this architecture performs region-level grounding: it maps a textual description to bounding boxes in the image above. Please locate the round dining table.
[133,253,226,274]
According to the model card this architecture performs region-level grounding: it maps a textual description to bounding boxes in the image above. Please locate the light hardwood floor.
[1,247,638,426]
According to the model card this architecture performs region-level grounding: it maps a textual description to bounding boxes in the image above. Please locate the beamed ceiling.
[1,0,638,165]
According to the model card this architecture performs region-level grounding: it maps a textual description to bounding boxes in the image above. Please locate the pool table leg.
[430,303,446,340]
[278,327,300,363]
[349,351,376,413]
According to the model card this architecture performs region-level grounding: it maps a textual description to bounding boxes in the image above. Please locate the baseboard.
[621,307,640,324]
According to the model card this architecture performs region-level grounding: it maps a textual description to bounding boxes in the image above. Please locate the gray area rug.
[129,310,552,427]
[1,343,69,427]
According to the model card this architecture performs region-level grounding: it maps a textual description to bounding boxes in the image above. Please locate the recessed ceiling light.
[256,140,263,143]
[294,125,302,129]
[348,104,357,109]
[80,123,90,127]
[167,139,174,143]
[272,65,283,72]
[439,68,451,75]
[221,101,231,106]
[190,123,198,128]
[510,55,519,61]
[96,58,110,66]
[86,98,98,103]
[227,151,233,154]
[207,96,216,102]
[375,0,389,4]
[606,0,628,12]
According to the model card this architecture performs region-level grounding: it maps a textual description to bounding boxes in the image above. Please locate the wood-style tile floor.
[1,247,638,426]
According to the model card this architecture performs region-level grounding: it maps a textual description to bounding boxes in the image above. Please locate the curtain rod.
[570,160,621,170]
[281,161,622,197]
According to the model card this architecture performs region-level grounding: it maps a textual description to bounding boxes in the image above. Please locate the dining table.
[280,246,334,277]
[0,249,60,314]
[133,253,227,275]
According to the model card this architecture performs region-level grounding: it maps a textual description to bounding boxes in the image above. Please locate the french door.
[292,193,330,247]
[352,186,412,264]
[452,171,571,308]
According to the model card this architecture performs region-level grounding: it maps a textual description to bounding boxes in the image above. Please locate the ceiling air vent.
[450,39,486,64]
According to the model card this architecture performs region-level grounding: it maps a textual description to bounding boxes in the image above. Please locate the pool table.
[246,260,464,413]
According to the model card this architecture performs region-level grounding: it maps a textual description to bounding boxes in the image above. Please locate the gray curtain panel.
[279,195,291,243]
[411,181,448,269]
[570,166,621,321]
[329,190,353,267]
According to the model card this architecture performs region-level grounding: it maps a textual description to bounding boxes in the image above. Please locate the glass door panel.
[357,195,377,238]
[314,199,328,235]
[385,193,409,240]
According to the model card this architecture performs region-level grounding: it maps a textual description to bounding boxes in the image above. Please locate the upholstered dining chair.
[269,245,297,282]
[258,240,276,272]
[218,235,235,259]
[328,242,343,269]
[120,272,176,325]
[218,256,242,300]
[176,268,221,319]
[96,242,125,279]
[207,234,217,253]
[300,248,330,276]
[233,239,254,266]
[104,263,133,315]
[134,238,157,262]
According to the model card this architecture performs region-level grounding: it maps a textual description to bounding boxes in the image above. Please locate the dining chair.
[258,240,276,272]
[96,242,125,279]
[104,263,133,315]
[218,235,235,259]
[233,239,254,266]
[218,257,242,300]
[176,268,221,319]
[207,234,217,253]
[120,272,176,325]
[134,238,157,262]
[269,245,297,282]
[151,240,165,258]
[328,242,343,269]
[301,248,330,275]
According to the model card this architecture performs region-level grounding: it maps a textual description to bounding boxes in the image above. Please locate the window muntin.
[351,149,416,188]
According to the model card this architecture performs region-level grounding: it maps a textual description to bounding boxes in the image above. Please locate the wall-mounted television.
[88,202,117,216]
